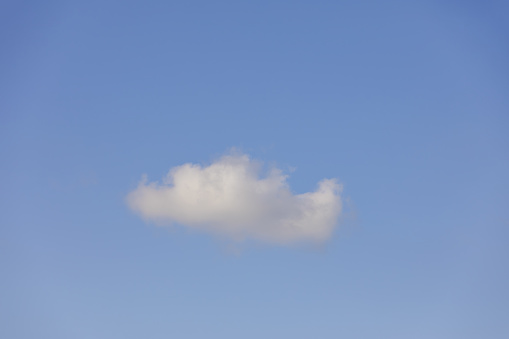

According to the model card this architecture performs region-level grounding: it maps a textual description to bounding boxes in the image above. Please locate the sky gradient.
[1,1,508,338]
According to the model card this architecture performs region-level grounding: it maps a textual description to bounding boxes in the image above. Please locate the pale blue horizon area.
[1,1,508,338]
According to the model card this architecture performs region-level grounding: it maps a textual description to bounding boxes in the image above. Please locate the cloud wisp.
[127,152,342,244]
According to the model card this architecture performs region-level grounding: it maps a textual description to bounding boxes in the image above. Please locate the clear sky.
[1,1,508,338]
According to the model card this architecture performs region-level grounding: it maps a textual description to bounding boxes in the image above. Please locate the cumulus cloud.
[126,152,342,244]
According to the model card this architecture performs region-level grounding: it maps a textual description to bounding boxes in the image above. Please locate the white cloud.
[126,152,342,244]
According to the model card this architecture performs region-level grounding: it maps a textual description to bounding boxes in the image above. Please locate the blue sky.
[1,0,508,338]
